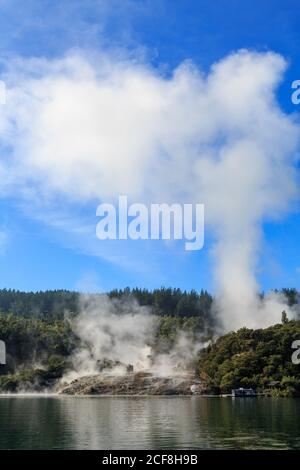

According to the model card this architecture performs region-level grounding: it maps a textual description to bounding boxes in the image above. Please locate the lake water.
[0,396,299,449]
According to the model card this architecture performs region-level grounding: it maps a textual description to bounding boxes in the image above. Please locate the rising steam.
[0,49,299,334]
[65,294,154,379]
[63,294,206,381]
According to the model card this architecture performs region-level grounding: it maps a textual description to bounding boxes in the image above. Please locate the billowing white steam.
[0,49,299,331]
[66,294,154,379]
[64,294,205,380]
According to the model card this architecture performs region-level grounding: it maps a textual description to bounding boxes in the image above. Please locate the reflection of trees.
[0,397,71,449]
[0,396,299,449]
[191,397,300,449]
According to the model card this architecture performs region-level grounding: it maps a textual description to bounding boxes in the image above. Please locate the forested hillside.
[198,320,300,396]
[0,288,300,394]
[0,313,209,392]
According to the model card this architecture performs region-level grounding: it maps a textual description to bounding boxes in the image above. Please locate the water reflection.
[0,396,299,449]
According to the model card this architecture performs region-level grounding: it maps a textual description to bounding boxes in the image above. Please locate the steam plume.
[0,49,299,331]
[64,294,206,380]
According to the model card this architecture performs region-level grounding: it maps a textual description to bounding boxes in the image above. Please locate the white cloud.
[0,50,296,202]
[0,48,299,329]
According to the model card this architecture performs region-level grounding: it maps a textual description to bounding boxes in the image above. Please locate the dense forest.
[0,313,74,391]
[0,287,300,394]
[0,286,297,319]
[198,321,300,397]
[0,287,214,319]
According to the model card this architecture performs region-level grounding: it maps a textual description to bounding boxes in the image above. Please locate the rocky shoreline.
[59,371,196,396]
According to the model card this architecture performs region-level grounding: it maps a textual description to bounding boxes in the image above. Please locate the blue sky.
[0,0,300,293]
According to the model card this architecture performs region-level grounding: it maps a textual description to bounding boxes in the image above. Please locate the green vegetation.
[0,356,69,392]
[0,288,300,395]
[198,320,300,396]
[0,287,214,319]
[0,314,75,391]
[109,287,214,319]
[0,289,80,319]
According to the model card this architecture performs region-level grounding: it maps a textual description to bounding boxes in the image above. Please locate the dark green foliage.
[156,315,212,343]
[108,287,214,319]
[0,287,214,321]
[0,287,297,323]
[0,289,80,319]
[0,313,76,390]
[198,320,300,396]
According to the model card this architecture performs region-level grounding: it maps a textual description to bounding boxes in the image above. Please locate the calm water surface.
[0,396,299,449]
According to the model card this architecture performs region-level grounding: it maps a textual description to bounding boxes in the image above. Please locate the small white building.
[232,387,256,397]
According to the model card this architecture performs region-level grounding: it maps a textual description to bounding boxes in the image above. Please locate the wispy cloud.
[0,0,156,57]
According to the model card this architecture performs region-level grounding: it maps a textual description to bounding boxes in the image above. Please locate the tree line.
[0,287,214,320]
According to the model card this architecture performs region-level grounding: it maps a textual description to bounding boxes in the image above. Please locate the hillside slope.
[198,321,300,396]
